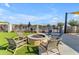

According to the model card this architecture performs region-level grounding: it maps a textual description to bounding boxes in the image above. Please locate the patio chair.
[50,29,63,41]
[6,38,17,53]
[40,39,61,55]
[6,37,27,53]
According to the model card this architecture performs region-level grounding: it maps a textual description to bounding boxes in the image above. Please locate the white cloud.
[53,17,58,20]
[70,14,79,20]
[4,3,10,7]
[13,14,53,22]
[0,8,37,21]
[73,15,79,18]
[0,8,61,24]
[49,16,64,25]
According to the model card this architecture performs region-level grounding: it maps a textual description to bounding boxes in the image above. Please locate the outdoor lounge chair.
[6,38,17,53]
[40,39,61,55]
[6,37,27,53]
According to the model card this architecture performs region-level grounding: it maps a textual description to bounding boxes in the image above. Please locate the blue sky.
[0,3,79,25]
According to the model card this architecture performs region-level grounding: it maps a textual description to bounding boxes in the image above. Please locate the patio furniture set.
[6,32,62,55]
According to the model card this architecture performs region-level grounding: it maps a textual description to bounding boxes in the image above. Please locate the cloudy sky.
[0,3,79,24]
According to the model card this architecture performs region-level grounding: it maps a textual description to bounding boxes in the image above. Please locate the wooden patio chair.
[6,38,17,53]
[6,37,27,54]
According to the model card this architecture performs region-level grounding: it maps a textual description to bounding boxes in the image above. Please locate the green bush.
[68,19,79,26]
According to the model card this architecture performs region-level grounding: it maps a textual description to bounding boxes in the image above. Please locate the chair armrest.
[40,42,48,50]
[57,40,62,45]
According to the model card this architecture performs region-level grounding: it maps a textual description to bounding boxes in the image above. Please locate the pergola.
[64,11,79,33]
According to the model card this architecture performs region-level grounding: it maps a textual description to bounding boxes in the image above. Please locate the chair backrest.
[6,38,16,50]
[47,30,52,35]
[16,32,23,36]
[51,32,63,40]
[47,40,59,50]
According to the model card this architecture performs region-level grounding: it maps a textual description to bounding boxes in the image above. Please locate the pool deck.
[39,34,79,55]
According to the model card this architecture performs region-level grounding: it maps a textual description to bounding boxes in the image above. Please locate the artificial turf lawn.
[0,50,13,55]
[0,32,18,55]
[14,45,38,55]
[0,32,38,55]
[0,32,18,46]
[0,32,31,46]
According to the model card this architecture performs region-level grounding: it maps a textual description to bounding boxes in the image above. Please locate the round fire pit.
[28,33,49,46]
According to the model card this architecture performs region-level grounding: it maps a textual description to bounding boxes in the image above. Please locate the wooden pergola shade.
[71,11,79,15]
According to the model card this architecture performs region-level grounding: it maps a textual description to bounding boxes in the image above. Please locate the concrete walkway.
[62,34,79,53]
[61,42,79,55]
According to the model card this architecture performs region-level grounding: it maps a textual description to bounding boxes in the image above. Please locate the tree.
[47,24,51,29]
[28,22,31,27]
[57,22,64,28]
[57,22,64,33]
[27,22,31,32]
[47,24,52,34]
[68,19,79,33]
[68,19,78,26]
[52,25,55,29]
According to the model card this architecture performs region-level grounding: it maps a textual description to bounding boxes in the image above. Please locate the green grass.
[0,32,18,55]
[14,45,38,55]
[0,32,38,55]
[24,32,36,36]
[0,50,13,55]
[0,32,18,46]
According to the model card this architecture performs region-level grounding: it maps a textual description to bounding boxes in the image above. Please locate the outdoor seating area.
[0,3,79,55]
[0,31,63,55]
[0,21,79,55]
[0,26,79,55]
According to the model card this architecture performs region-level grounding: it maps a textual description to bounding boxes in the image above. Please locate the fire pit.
[28,33,49,46]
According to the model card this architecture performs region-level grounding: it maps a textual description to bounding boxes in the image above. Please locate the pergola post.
[8,23,12,32]
[64,12,68,33]
[36,25,39,33]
